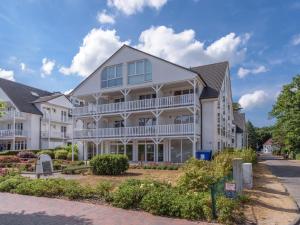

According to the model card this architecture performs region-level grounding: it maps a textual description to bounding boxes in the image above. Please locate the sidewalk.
[243,158,299,225]
[0,193,217,225]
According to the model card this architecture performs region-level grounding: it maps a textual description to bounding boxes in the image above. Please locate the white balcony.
[72,94,195,116]
[41,131,71,139]
[73,123,199,139]
[42,114,72,124]
[0,111,26,120]
[0,129,26,138]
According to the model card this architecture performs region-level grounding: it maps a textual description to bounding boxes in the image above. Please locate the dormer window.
[128,59,152,85]
[101,64,123,88]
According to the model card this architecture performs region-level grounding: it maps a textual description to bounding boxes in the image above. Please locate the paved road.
[0,193,215,225]
[261,153,300,208]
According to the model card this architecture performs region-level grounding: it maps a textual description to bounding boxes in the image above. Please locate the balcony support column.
[12,109,16,151]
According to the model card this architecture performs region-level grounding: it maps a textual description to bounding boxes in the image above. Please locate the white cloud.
[59,28,129,77]
[292,34,300,46]
[20,63,26,71]
[107,0,167,15]
[136,26,250,67]
[237,65,268,78]
[0,68,15,81]
[60,26,250,77]
[64,89,73,95]
[238,90,268,110]
[41,58,55,77]
[97,10,115,24]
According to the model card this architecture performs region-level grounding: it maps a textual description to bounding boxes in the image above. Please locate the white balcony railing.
[74,123,198,139]
[42,114,72,123]
[0,129,26,138]
[0,111,25,120]
[41,131,71,139]
[72,94,195,116]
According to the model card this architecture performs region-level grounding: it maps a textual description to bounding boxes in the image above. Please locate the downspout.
[200,99,203,150]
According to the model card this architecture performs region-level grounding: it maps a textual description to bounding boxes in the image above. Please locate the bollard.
[233,158,243,193]
[242,163,253,189]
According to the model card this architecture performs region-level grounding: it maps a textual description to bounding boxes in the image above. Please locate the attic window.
[31,91,39,97]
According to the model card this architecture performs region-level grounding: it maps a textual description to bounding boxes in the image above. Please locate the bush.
[95,181,113,201]
[55,150,68,160]
[296,153,300,160]
[90,154,129,175]
[38,150,55,159]
[67,152,78,161]
[64,144,79,153]
[0,175,25,192]
[178,158,216,192]
[17,151,36,159]
[216,196,240,224]
[112,179,165,209]
[0,156,21,164]
[62,165,90,174]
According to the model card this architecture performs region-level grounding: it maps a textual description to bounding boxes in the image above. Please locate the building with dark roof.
[70,45,236,161]
[0,78,73,151]
[233,111,247,149]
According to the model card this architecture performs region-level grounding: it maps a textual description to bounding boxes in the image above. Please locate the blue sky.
[0,0,299,127]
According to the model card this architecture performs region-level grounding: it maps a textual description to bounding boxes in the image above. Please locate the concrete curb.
[283,185,300,225]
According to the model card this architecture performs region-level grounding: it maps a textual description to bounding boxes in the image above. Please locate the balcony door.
[138,143,155,162]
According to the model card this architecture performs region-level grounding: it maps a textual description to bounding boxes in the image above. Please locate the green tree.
[246,121,257,150]
[270,75,300,153]
[232,102,242,111]
[256,126,272,150]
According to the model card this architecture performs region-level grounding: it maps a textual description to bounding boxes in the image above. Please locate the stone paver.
[261,154,300,208]
[0,193,215,225]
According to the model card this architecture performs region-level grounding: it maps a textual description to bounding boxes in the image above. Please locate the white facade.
[71,45,235,162]
[0,88,73,151]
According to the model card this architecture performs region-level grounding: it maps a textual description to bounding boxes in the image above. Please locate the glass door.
[157,144,164,162]
[146,144,154,162]
[138,144,145,161]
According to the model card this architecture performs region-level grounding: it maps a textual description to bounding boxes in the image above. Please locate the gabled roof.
[32,93,64,103]
[263,138,273,146]
[191,61,229,99]
[70,44,207,95]
[233,111,246,132]
[0,78,52,115]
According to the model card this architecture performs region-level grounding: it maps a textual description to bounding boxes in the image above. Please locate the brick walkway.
[0,193,216,225]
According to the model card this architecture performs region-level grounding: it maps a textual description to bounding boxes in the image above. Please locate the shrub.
[216,196,240,224]
[112,179,164,209]
[55,150,68,160]
[17,151,36,159]
[95,181,113,201]
[62,165,90,175]
[0,156,21,164]
[296,153,300,160]
[64,144,79,153]
[0,175,25,192]
[90,154,129,175]
[67,152,78,161]
[178,158,216,192]
[38,150,55,159]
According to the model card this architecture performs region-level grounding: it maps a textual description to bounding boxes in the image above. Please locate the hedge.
[54,150,68,160]
[38,150,55,159]
[90,154,129,175]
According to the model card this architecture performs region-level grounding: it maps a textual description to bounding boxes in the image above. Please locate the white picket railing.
[0,129,26,138]
[0,111,25,120]
[41,131,71,139]
[74,123,197,139]
[42,114,72,123]
[72,94,194,116]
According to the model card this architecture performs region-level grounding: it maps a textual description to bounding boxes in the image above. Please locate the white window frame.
[127,59,152,85]
[101,64,123,88]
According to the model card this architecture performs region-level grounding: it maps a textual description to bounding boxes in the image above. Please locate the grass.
[72,168,182,187]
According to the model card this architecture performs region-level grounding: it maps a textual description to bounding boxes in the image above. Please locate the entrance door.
[157,144,164,162]
[138,144,145,161]
[146,144,154,162]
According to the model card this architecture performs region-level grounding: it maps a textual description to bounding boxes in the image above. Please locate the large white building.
[0,78,73,151]
[70,45,235,162]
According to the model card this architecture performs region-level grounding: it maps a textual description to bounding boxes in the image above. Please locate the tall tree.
[270,75,300,152]
[232,102,242,111]
[246,121,257,150]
